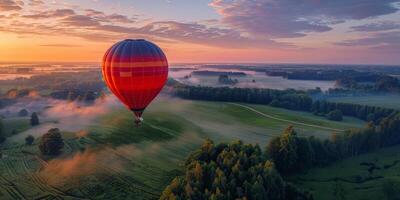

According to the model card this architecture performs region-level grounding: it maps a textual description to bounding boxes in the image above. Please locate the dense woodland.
[173,85,399,123]
[161,112,400,199]
[160,139,312,200]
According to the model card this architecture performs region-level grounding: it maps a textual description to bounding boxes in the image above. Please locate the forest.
[160,139,313,200]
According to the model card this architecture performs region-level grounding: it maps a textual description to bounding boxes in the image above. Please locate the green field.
[292,145,400,200]
[0,98,366,199]
[326,95,400,110]
[2,117,31,136]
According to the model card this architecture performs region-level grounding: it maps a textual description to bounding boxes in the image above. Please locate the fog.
[39,129,203,186]
[41,146,127,186]
[0,97,55,118]
[8,96,123,143]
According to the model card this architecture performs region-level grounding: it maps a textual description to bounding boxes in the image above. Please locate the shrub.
[327,109,343,121]
[25,135,35,145]
[39,128,64,155]
[30,112,40,126]
[18,109,29,117]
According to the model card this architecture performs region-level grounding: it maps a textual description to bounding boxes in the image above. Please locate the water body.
[170,69,336,91]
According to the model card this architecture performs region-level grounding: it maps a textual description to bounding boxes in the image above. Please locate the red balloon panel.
[102,39,168,115]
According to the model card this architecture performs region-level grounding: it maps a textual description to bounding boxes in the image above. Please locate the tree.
[25,135,34,145]
[30,112,40,126]
[39,128,64,156]
[266,126,299,174]
[0,118,5,143]
[18,109,29,117]
[327,109,343,121]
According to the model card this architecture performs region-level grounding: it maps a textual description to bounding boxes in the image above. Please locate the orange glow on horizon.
[0,33,398,65]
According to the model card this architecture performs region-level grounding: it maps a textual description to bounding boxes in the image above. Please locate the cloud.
[2,0,399,51]
[350,21,400,32]
[85,9,136,23]
[136,21,292,48]
[61,14,101,27]
[0,0,23,11]
[108,13,135,23]
[0,4,294,49]
[39,44,83,47]
[335,31,400,52]
[0,0,300,49]
[22,9,75,19]
[209,0,400,38]
[29,0,44,7]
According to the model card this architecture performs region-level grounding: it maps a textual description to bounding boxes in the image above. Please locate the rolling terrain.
[0,97,366,199]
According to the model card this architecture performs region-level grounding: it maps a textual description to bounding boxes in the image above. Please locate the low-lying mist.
[40,129,203,186]
[170,67,335,91]
[8,95,123,142]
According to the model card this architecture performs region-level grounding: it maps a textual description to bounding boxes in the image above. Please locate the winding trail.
[229,103,345,132]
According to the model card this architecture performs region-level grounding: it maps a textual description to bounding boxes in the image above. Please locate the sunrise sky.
[0,0,400,64]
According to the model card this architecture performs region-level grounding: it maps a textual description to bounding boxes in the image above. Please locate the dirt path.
[229,103,345,132]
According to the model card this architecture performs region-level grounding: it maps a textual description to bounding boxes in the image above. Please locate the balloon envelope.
[102,39,168,123]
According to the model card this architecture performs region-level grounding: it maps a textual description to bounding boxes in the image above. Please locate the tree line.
[174,86,313,112]
[268,113,400,175]
[265,69,380,81]
[311,100,398,124]
[336,75,400,93]
[173,85,399,123]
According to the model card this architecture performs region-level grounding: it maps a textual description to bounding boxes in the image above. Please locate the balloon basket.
[134,117,143,127]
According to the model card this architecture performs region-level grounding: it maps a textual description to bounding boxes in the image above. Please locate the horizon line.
[0,61,399,67]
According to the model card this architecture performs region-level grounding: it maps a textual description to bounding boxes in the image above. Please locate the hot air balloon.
[102,39,168,126]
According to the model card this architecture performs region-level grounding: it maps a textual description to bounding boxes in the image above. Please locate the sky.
[0,0,400,64]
